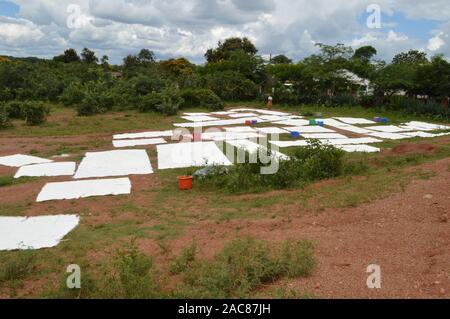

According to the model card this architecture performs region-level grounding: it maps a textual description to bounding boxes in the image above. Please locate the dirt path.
[170,158,450,299]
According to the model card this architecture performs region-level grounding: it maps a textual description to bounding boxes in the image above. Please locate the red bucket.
[178,176,193,190]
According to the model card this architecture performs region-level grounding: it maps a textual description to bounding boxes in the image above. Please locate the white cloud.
[1,0,449,63]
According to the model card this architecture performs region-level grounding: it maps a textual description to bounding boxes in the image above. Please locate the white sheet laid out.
[254,110,291,116]
[255,127,290,134]
[14,162,76,178]
[273,119,311,126]
[258,115,292,122]
[173,117,265,128]
[334,117,376,125]
[183,112,211,116]
[229,108,260,112]
[74,150,153,179]
[113,130,173,140]
[0,154,52,168]
[301,133,349,139]
[224,126,257,133]
[228,113,260,118]
[400,131,437,138]
[113,138,167,148]
[364,125,410,133]
[226,139,290,161]
[201,131,264,141]
[0,215,80,251]
[367,132,410,140]
[37,178,131,202]
[211,111,237,115]
[401,121,450,131]
[181,115,220,122]
[270,140,309,148]
[336,145,381,153]
[283,126,336,133]
[156,142,232,170]
[316,119,351,128]
[333,125,374,134]
[322,137,383,146]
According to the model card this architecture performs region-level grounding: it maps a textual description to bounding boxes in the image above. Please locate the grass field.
[0,103,449,299]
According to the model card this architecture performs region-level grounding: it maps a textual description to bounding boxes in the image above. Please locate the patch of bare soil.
[169,157,450,299]
[390,143,437,155]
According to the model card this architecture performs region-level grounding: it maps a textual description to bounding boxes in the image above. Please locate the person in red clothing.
[267,96,273,110]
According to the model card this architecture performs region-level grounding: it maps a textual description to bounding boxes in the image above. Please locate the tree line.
[0,37,449,129]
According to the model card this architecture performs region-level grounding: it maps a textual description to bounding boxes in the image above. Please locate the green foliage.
[155,86,184,115]
[205,37,258,63]
[0,176,14,187]
[98,241,162,299]
[21,101,49,126]
[0,251,37,284]
[180,88,224,110]
[173,238,315,298]
[76,83,113,116]
[170,242,197,275]
[60,82,85,106]
[199,140,347,193]
[0,105,12,129]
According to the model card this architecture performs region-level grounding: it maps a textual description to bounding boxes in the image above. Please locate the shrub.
[22,101,49,126]
[4,101,25,119]
[59,82,85,106]
[174,238,315,298]
[0,250,37,284]
[155,87,184,116]
[0,105,12,129]
[138,92,163,113]
[169,242,197,275]
[76,87,113,116]
[293,140,345,181]
[98,241,162,299]
[180,88,224,110]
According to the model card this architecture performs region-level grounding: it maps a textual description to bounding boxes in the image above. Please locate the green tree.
[53,49,81,63]
[271,55,293,64]
[353,46,377,63]
[137,49,156,64]
[205,37,258,63]
[392,50,428,65]
[81,48,99,64]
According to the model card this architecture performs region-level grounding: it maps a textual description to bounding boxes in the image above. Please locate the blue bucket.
[317,121,324,127]
[252,120,258,125]
[291,131,300,138]
[381,117,388,124]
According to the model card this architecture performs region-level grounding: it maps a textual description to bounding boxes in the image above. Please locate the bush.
[199,140,346,193]
[59,82,85,106]
[22,101,49,126]
[0,105,12,129]
[76,87,113,116]
[4,101,25,119]
[180,88,224,110]
[138,92,163,113]
[98,241,162,299]
[173,238,315,298]
[169,242,197,275]
[155,87,184,116]
[293,140,345,181]
[0,251,37,284]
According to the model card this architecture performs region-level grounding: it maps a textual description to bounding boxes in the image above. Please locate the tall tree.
[353,46,377,63]
[53,48,80,63]
[205,37,258,63]
[81,48,98,64]
[392,50,428,65]
[271,55,293,64]
[137,49,156,64]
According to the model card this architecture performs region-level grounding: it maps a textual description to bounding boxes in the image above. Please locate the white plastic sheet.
[336,145,381,153]
[228,113,260,118]
[113,130,173,140]
[255,127,290,134]
[224,126,257,133]
[301,133,349,139]
[37,178,131,202]
[74,150,153,179]
[0,215,80,251]
[181,115,220,122]
[367,132,410,140]
[270,140,309,148]
[113,138,167,148]
[157,142,232,169]
[273,119,310,126]
[283,126,335,133]
[364,125,411,133]
[334,117,376,125]
[226,139,290,160]
[0,154,52,167]
[173,117,265,128]
[14,162,76,178]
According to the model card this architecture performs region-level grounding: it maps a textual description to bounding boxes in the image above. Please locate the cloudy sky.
[0,0,449,64]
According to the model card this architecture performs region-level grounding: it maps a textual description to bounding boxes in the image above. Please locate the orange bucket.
[178,176,193,190]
